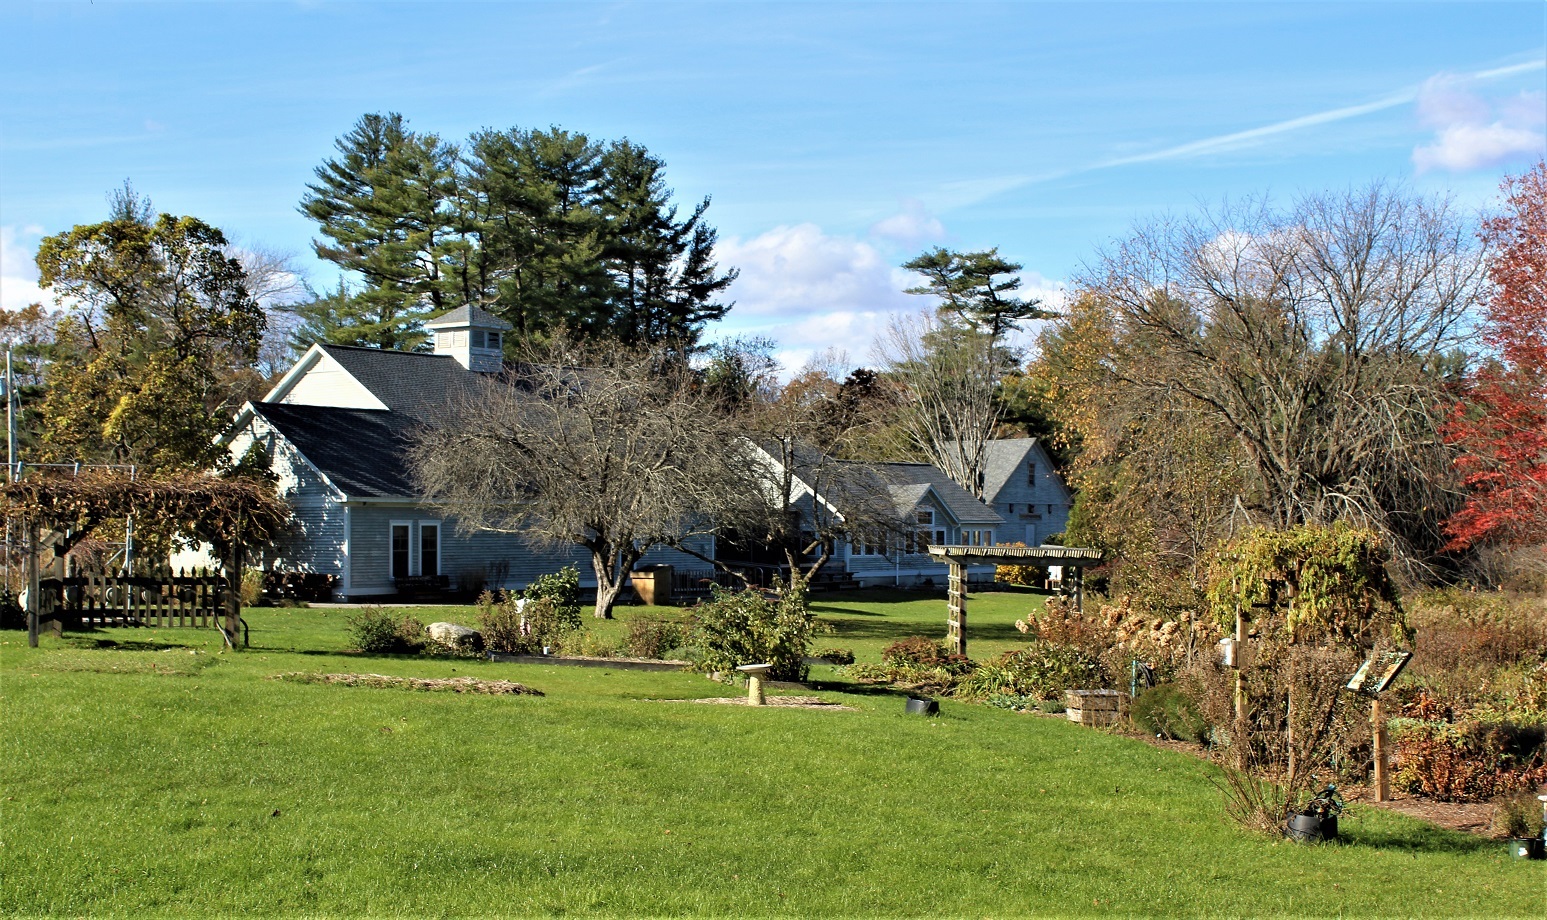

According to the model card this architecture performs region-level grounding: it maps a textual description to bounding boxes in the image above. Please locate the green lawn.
[1,592,1539,918]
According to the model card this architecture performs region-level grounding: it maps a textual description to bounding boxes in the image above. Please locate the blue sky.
[2,1,1543,369]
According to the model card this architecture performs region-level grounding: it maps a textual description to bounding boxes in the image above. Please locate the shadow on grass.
[825,618,1032,645]
[59,635,200,652]
[1337,823,1496,856]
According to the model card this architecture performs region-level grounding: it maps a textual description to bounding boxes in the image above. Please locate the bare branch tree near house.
[876,312,1004,499]
[408,336,731,618]
[668,355,909,594]
[1077,184,1487,578]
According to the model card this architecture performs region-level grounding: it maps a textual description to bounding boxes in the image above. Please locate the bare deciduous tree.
[875,312,1004,499]
[1077,184,1487,578]
[409,336,731,618]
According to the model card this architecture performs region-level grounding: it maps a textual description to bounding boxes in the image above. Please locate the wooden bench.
[393,574,450,600]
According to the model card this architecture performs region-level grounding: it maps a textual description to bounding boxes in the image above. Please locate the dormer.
[425,305,513,373]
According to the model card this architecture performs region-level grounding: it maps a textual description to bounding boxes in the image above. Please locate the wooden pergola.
[927,544,1105,655]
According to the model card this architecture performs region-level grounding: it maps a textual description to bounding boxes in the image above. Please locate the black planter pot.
[1285,812,1337,843]
[905,696,939,716]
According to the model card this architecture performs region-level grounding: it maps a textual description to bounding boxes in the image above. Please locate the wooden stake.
[1372,697,1390,802]
[1233,603,1247,770]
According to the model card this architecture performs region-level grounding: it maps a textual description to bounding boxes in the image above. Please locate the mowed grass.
[1,594,1539,918]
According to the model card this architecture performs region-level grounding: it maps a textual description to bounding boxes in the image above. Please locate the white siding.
[280,353,386,410]
[987,443,1071,545]
[343,502,715,596]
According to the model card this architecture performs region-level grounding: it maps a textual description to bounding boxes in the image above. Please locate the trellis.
[926,544,1104,655]
[2,470,289,649]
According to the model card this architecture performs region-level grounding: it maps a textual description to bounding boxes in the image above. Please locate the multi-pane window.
[420,523,440,576]
[391,524,411,579]
[1027,463,1036,486]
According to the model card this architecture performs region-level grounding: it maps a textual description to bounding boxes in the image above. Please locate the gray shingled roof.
[252,402,420,499]
[318,345,483,423]
[868,461,1004,525]
[423,304,513,330]
[981,438,1038,502]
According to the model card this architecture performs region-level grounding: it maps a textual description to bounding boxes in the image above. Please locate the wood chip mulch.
[662,695,856,710]
[273,672,543,695]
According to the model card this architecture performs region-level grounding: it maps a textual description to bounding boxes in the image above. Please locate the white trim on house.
[417,519,442,577]
[389,519,413,580]
[341,505,353,595]
[261,344,388,411]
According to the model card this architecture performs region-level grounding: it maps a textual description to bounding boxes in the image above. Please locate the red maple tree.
[1443,161,1547,552]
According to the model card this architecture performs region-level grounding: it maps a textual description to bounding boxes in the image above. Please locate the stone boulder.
[427,621,483,652]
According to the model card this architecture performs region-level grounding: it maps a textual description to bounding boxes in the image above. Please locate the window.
[390,523,411,579]
[419,522,440,577]
[488,331,501,350]
[470,330,485,349]
[1027,463,1036,486]
[916,509,934,525]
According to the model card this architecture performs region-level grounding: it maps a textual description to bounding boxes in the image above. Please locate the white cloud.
[713,217,1068,376]
[0,225,48,314]
[868,198,945,246]
[1412,75,1545,173]
[717,222,916,320]
[714,222,919,373]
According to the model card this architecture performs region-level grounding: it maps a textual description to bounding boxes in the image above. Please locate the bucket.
[1285,813,1336,843]
[1508,837,1545,860]
[905,696,939,716]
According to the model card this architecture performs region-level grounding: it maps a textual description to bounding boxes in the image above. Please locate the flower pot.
[1508,837,1545,860]
[1285,812,1337,843]
[905,696,939,716]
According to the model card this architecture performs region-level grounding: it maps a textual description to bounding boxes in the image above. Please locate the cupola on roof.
[426,305,511,372]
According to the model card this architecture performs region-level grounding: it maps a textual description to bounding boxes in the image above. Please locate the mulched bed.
[662,695,856,710]
[273,672,543,695]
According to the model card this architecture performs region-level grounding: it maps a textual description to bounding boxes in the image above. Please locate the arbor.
[299,114,736,351]
[34,212,265,472]
[1072,185,1486,578]
[1442,161,1547,555]
[408,336,731,619]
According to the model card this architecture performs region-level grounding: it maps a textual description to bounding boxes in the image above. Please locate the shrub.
[239,569,265,607]
[813,647,855,665]
[573,630,620,658]
[525,566,582,621]
[1132,683,1210,743]
[954,642,1103,702]
[347,607,426,654]
[478,590,580,654]
[1390,715,1547,802]
[624,615,685,659]
[1492,789,1547,838]
[994,542,1047,587]
[689,584,814,682]
[882,637,974,675]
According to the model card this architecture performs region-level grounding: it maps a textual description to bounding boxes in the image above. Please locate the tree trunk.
[589,551,618,619]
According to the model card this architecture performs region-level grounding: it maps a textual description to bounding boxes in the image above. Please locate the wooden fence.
[37,567,228,628]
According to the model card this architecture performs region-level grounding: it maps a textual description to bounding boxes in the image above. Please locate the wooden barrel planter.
[1065,689,1126,727]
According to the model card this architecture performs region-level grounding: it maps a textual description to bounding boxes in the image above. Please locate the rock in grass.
[427,622,483,651]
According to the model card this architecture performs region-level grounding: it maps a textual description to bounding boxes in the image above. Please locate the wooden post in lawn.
[1233,602,1247,770]
[946,560,966,656]
[223,537,243,649]
[25,518,39,648]
[1371,697,1390,802]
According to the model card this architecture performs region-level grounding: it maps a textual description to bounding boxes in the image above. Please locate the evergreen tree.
[300,114,736,350]
[299,113,459,351]
[903,247,1051,345]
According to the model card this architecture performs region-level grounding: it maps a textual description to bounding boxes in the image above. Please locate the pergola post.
[946,561,966,656]
[25,518,39,648]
